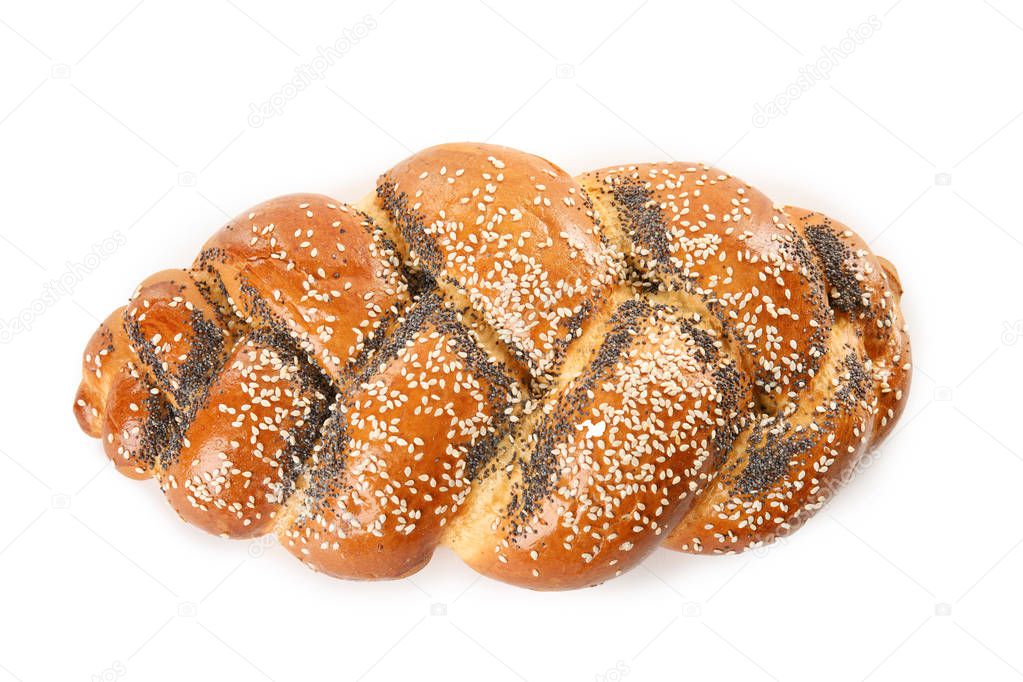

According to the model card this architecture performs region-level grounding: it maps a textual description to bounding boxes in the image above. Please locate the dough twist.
[74,143,911,589]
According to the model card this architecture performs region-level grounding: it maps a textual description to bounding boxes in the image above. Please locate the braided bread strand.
[73,143,910,589]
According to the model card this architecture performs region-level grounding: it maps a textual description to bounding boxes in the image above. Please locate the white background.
[1,1,1021,680]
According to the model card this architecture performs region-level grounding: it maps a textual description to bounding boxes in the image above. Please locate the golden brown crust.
[662,207,911,553]
[194,193,408,383]
[74,311,121,439]
[375,143,620,384]
[663,317,877,552]
[161,332,333,538]
[577,163,833,408]
[784,206,911,442]
[72,143,911,589]
[448,300,742,588]
[74,270,229,479]
[277,292,522,579]
[99,364,162,480]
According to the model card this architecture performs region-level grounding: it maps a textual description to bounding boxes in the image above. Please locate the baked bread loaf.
[73,143,911,589]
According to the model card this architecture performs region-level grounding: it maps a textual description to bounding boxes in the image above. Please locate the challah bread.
[73,142,911,589]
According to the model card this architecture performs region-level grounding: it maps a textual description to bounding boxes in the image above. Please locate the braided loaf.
[73,143,911,589]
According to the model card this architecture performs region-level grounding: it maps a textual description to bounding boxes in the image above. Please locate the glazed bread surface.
[74,143,911,589]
